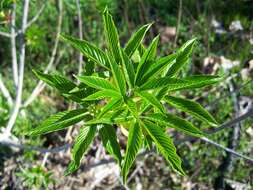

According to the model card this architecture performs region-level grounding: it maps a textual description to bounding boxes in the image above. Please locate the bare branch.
[200,137,253,163]
[173,0,182,47]
[26,2,46,28]
[0,140,71,153]
[76,0,83,77]
[0,76,13,106]
[10,3,18,87]
[206,108,253,134]
[14,1,47,37]
[0,31,11,38]
[23,1,63,107]
[5,0,30,136]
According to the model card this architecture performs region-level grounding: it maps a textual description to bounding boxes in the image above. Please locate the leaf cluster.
[29,8,221,183]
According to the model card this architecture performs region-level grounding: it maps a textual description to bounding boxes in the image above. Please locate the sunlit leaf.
[99,125,122,164]
[60,34,110,70]
[141,53,177,84]
[107,54,126,96]
[124,23,152,57]
[65,126,96,175]
[33,70,76,93]
[121,49,135,89]
[143,113,203,137]
[135,35,160,86]
[166,38,197,77]
[103,8,122,63]
[122,122,142,183]
[164,96,218,126]
[77,76,117,91]
[29,109,89,136]
[140,75,222,91]
[98,97,123,118]
[83,89,121,101]
[143,120,185,175]
[136,90,165,113]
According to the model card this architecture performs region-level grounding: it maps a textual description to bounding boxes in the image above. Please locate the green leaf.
[135,35,160,86]
[141,53,177,84]
[103,8,122,63]
[99,125,122,164]
[143,113,203,137]
[33,70,76,94]
[29,109,89,136]
[98,97,123,118]
[138,44,146,57]
[136,90,165,113]
[124,23,152,57]
[86,110,134,125]
[125,97,138,117]
[65,126,96,175]
[140,75,222,91]
[122,122,142,183]
[83,89,121,101]
[143,120,185,175]
[77,76,117,91]
[60,34,110,70]
[164,96,218,126]
[107,54,126,96]
[166,38,197,77]
[121,49,135,89]
[63,88,90,103]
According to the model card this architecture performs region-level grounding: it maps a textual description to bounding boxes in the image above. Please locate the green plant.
[28,8,221,183]
[16,166,55,190]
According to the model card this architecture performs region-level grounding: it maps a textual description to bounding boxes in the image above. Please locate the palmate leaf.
[33,70,76,93]
[140,75,222,91]
[60,34,110,70]
[166,38,197,77]
[29,109,89,136]
[136,90,165,113]
[65,126,96,175]
[99,125,122,164]
[83,89,121,101]
[143,113,203,137]
[164,96,218,126]
[77,76,117,91]
[135,35,160,86]
[107,54,126,96]
[103,8,122,64]
[124,23,152,57]
[122,122,142,183]
[29,8,222,181]
[143,120,185,176]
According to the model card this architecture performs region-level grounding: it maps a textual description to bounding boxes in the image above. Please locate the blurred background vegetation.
[0,0,253,189]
